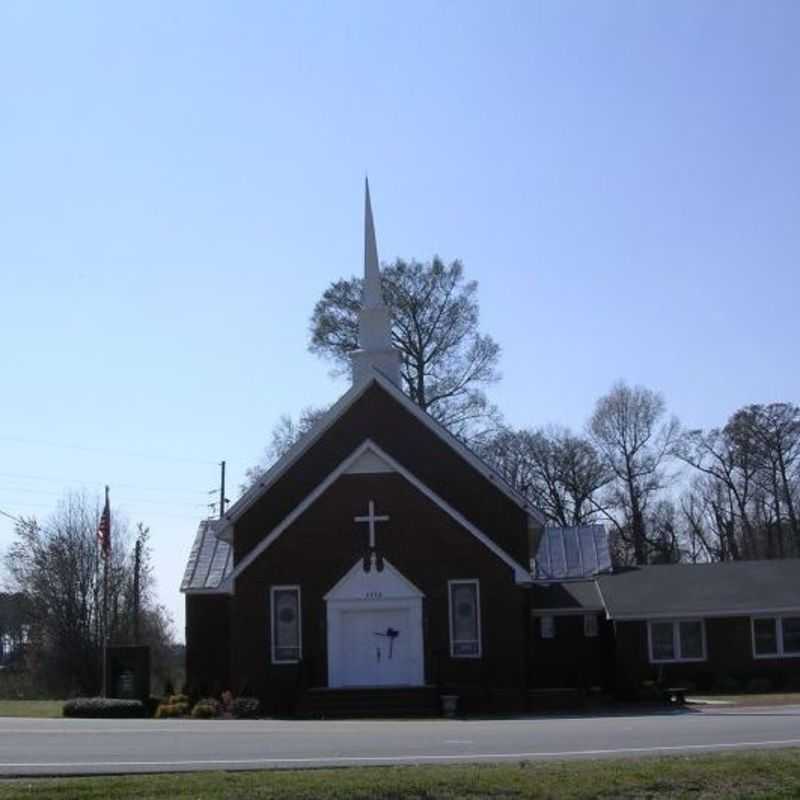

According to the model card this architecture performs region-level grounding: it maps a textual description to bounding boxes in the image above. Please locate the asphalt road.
[0,706,799,776]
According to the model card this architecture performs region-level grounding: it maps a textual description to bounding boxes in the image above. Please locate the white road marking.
[2,737,800,770]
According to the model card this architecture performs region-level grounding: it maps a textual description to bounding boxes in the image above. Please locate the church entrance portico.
[325,556,424,688]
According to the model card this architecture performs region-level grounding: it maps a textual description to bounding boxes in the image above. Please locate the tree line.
[250,257,799,567]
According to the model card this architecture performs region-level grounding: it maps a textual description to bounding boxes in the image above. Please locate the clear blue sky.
[1,1,798,640]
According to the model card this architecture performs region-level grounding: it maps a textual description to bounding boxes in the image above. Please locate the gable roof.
[219,439,534,590]
[181,520,233,593]
[215,371,545,542]
[597,559,800,620]
[533,526,612,581]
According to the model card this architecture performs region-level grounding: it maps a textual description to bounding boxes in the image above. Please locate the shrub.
[63,697,145,719]
[168,694,189,705]
[155,701,190,718]
[231,696,260,719]
[191,698,220,719]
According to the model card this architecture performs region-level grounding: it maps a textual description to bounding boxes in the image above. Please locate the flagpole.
[102,485,110,697]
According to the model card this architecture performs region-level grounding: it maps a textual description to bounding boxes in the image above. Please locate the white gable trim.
[219,440,533,591]
[215,372,545,542]
[324,557,424,601]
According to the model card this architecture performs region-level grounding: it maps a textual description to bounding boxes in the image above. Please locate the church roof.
[597,559,800,620]
[181,520,233,592]
[532,525,612,581]
[214,370,546,543]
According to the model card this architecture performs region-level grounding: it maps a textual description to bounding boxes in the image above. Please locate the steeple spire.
[351,179,401,386]
[364,177,382,308]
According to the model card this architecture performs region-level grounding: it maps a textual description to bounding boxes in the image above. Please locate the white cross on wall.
[354,500,390,549]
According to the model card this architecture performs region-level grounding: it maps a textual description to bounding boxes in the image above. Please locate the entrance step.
[296,685,440,719]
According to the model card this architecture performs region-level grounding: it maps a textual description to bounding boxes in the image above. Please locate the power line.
[0,508,23,524]
[0,500,203,521]
[0,434,218,466]
[0,486,207,508]
[0,485,208,508]
[0,470,208,497]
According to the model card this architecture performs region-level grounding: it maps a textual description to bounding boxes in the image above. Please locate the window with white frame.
[449,580,481,657]
[752,616,800,658]
[584,614,599,638]
[648,619,705,663]
[271,586,301,663]
[540,615,555,639]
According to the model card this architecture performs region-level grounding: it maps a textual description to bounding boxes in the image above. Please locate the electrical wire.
[0,434,218,466]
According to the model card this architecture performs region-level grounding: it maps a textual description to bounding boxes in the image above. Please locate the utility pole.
[133,536,141,644]
[219,460,227,520]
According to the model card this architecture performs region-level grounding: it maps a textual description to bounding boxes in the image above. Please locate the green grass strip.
[0,701,63,719]
[2,748,800,799]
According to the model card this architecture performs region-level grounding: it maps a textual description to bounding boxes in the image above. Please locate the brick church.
[182,184,800,715]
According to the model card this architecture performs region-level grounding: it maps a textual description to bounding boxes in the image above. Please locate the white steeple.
[351,179,402,386]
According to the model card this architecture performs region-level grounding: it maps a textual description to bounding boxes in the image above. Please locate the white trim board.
[219,440,533,591]
[215,372,545,542]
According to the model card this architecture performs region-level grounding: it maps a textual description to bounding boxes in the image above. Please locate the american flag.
[97,486,111,559]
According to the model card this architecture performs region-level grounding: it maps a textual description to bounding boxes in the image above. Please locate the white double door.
[338,607,411,686]
[328,602,424,687]
[325,558,425,688]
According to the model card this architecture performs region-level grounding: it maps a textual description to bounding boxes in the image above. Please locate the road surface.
[0,705,799,776]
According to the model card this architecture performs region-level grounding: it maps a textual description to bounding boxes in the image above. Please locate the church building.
[182,184,800,715]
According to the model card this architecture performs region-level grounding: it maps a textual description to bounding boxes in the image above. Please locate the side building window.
[648,619,706,663]
[449,580,481,658]
[271,586,302,663]
[540,615,555,639]
[583,614,599,638]
[752,616,800,658]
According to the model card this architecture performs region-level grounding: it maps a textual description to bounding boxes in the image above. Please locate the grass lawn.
[690,692,800,707]
[2,749,800,799]
[0,700,62,718]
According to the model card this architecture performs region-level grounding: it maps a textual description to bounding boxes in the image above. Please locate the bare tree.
[241,406,330,492]
[589,381,680,564]
[309,257,501,438]
[3,491,173,697]
[678,403,800,560]
[480,425,611,527]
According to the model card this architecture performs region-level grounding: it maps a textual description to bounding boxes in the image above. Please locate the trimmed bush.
[231,696,260,719]
[63,697,145,719]
[191,698,220,719]
[168,694,190,705]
